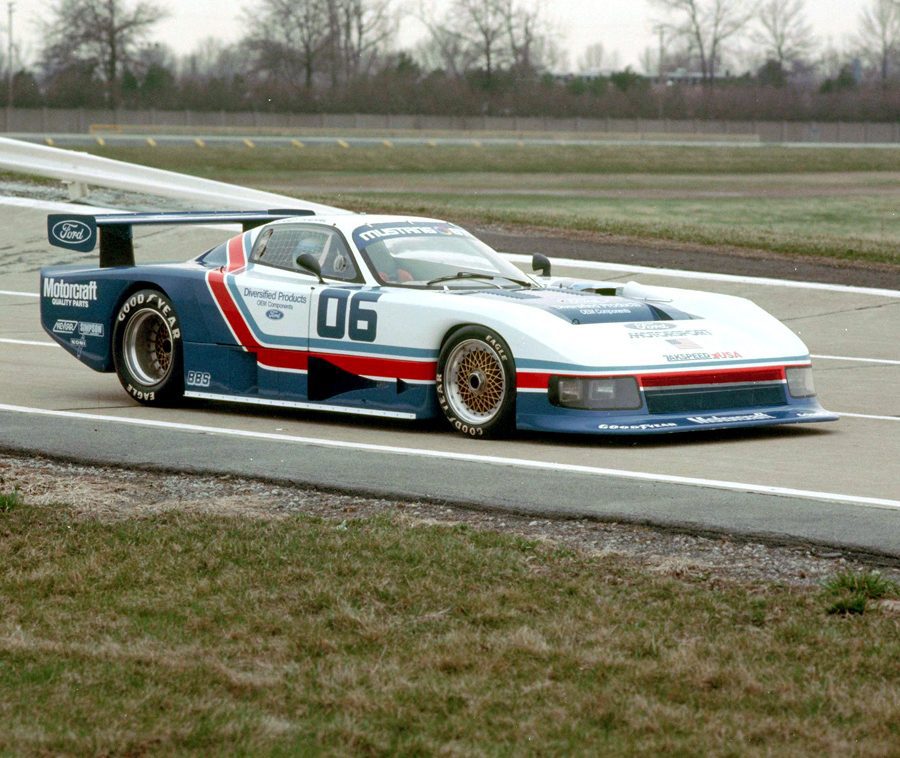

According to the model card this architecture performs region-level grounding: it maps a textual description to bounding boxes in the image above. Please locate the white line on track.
[0,290,38,298]
[3,196,897,299]
[839,412,899,421]
[812,353,900,366]
[1,402,898,511]
[0,338,57,347]
[5,335,899,368]
[503,253,900,298]
[3,336,899,423]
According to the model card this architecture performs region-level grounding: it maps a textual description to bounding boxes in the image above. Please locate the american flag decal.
[666,338,702,349]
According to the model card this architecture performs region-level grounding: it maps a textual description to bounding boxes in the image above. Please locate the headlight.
[786,366,816,398]
[551,376,642,410]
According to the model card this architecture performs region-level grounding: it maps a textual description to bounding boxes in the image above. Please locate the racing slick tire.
[112,288,184,406]
[436,326,516,438]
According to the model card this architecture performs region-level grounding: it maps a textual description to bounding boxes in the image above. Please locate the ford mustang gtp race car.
[41,209,838,436]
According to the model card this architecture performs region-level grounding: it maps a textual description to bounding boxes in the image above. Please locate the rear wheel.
[436,326,515,437]
[112,289,183,405]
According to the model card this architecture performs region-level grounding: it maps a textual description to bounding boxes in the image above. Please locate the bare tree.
[455,0,508,82]
[579,42,605,73]
[40,0,168,106]
[331,0,393,81]
[182,37,244,79]
[650,0,757,82]
[752,0,815,68]
[856,0,900,83]
[500,0,534,71]
[244,0,330,90]
[414,23,476,77]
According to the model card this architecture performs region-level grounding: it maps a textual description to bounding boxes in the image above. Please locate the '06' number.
[317,290,382,342]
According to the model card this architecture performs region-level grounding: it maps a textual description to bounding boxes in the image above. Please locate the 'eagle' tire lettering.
[437,326,515,438]
[112,288,184,406]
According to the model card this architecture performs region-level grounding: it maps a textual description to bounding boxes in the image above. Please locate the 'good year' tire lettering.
[113,288,184,407]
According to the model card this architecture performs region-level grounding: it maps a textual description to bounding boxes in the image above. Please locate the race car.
[40,209,838,436]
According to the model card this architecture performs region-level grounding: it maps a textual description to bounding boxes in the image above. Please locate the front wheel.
[436,326,516,437]
[112,289,183,405]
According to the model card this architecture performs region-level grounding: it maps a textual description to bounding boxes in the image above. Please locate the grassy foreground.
[80,144,899,266]
[1,496,898,754]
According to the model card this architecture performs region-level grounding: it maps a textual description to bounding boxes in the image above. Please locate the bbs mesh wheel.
[436,326,515,437]
[112,289,183,405]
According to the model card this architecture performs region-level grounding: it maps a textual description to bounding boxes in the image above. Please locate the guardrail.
[0,136,342,213]
[3,107,899,143]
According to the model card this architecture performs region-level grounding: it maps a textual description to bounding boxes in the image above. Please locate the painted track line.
[0,290,38,298]
[2,339,898,422]
[5,334,900,368]
[0,402,898,511]
[812,353,900,366]
[3,196,897,299]
[839,412,899,422]
[0,338,57,347]
[503,253,900,298]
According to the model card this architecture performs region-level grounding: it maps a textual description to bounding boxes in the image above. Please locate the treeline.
[4,0,900,122]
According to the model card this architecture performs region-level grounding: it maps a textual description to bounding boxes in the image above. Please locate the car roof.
[265,213,455,236]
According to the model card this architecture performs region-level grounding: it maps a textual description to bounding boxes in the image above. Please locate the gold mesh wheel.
[443,338,507,425]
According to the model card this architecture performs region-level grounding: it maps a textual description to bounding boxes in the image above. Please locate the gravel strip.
[3,453,897,589]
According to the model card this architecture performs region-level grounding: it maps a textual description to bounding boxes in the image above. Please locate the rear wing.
[46,209,316,268]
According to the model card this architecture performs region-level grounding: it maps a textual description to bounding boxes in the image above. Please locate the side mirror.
[296,252,325,282]
[532,253,551,277]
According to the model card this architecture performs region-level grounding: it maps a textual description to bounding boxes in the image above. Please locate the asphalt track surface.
[1,201,898,556]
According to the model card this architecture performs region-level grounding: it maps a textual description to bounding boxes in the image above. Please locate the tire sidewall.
[436,326,516,437]
[112,288,183,405]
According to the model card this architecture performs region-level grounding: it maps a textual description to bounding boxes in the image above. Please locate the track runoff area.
[1,198,898,557]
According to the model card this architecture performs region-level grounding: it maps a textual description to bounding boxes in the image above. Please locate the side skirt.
[184,390,418,420]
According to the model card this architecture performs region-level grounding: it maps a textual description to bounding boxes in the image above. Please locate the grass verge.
[306,191,899,265]
[87,143,900,175]
[1,496,898,754]
[87,145,900,265]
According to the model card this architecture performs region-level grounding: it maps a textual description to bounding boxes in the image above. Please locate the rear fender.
[40,268,133,372]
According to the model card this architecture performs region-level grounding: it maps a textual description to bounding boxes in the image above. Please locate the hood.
[468,288,695,325]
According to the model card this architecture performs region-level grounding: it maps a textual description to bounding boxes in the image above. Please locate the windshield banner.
[352,222,471,249]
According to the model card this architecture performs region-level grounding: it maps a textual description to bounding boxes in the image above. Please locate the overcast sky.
[6,0,861,73]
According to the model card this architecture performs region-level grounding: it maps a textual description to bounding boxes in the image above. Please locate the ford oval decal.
[266,309,285,320]
[47,215,97,252]
[52,220,92,244]
[625,322,675,331]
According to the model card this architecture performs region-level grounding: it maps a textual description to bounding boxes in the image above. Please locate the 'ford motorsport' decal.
[470,289,666,325]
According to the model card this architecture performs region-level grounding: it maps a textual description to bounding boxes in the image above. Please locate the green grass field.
[79,144,899,266]
[1,496,898,754]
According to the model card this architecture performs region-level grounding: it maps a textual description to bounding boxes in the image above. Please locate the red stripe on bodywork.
[516,364,806,393]
[517,372,552,390]
[207,269,260,349]
[226,234,247,271]
[639,366,787,388]
[318,353,437,381]
[254,348,436,382]
[256,348,309,371]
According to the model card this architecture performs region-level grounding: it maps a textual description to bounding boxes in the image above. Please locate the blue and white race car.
[40,209,837,437]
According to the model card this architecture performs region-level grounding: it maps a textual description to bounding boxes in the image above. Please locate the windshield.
[353,222,532,288]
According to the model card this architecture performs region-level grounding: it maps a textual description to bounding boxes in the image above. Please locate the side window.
[251,225,361,282]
